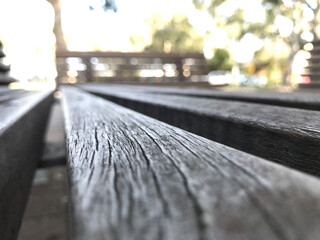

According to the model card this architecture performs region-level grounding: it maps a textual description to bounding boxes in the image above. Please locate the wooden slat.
[0,75,17,85]
[62,86,320,240]
[0,87,31,103]
[299,82,320,88]
[56,51,205,59]
[0,63,10,72]
[82,83,320,111]
[0,89,53,240]
[80,84,320,176]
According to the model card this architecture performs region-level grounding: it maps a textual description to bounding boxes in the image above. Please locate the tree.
[262,0,320,84]
[48,0,66,51]
[145,15,204,52]
[48,0,117,51]
[208,48,232,71]
[193,0,320,85]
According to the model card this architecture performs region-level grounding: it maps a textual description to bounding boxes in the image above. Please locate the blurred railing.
[301,40,320,88]
[55,51,209,84]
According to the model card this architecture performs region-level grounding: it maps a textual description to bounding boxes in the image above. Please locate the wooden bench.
[61,85,320,240]
[55,51,208,84]
[85,84,320,111]
[0,87,53,240]
[0,41,16,85]
[80,83,320,110]
[79,84,320,177]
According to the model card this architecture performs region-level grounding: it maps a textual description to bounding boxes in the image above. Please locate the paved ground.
[17,166,69,240]
[18,100,69,240]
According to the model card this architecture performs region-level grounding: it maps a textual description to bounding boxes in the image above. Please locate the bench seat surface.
[0,88,53,240]
[62,86,320,240]
[80,84,320,177]
[83,84,320,110]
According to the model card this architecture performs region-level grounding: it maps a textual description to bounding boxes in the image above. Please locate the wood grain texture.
[81,83,320,111]
[0,90,53,240]
[0,87,29,103]
[0,75,17,85]
[80,84,320,177]
[62,86,320,240]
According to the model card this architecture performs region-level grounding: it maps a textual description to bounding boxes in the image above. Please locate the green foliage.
[193,0,320,84]
[263,0,282,5]
[193,0,226,12]
[103,0,117,11]
[145,15,203,52]
[208,48,232,71]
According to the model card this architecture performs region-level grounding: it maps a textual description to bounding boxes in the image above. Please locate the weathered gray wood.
[0,90,53,240]
[0,50,5,58]
[0,87,31,103]
[0,75,17,85]
[81,83,320,111]
[0,63,10,73]
[62,86,320,240]
[80,84,320,177]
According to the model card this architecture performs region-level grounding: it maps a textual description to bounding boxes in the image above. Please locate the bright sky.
[0,0,56,82]
[62,0,214,51]
[61,0,267,62]
[217,0,266,23]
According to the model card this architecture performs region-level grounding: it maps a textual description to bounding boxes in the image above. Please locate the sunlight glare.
[230,33,263,63]
[275,16,294,37]
[62,0,198,52]
[217,0,265,23]
[0,0,57,90]
[302,4,315,21]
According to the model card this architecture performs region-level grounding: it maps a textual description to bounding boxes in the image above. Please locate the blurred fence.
[55,51,209,84]
[302,40,320,88]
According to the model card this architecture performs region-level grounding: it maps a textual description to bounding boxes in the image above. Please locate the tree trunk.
[282,48,297,86]
[48,0,67,51]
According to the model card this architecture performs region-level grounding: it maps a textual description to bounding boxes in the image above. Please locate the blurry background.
[1,1,319,239]
[0,0,319,89]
